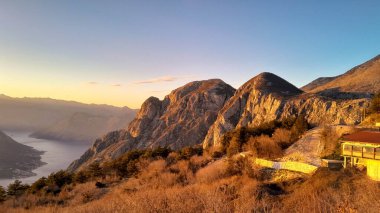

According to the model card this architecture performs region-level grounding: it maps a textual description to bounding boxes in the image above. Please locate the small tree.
[29,177,47,194]
[87,162,104,178]
[291,114,309,140]
[126,160,139,177]
[144,147,172,159]
[177,146,203,160]
[47,170,73,188]
[0,185,6,202]
[320,126,340,159]
[108,150,145,177]
[74,171,88,183]
[7,180,29,197]
[227,137,241,157]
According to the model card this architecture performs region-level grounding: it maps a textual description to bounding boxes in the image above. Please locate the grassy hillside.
[2,120,379,212]
[1,146,379,212]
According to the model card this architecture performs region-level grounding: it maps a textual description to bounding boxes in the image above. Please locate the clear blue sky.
[1,0,380,108]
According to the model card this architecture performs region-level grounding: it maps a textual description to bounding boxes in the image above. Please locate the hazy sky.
[1,0,380,108]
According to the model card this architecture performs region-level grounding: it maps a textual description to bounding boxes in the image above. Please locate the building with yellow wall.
[341,131,380,181]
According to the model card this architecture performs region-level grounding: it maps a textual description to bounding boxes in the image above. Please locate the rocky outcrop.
[68,79,235,171]
[202,72,370,148]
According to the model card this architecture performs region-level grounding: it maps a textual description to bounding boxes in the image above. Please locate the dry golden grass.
[2,156,380,213]
[279,168,380,213]
[195,160,227,184]
[361,113,380,127]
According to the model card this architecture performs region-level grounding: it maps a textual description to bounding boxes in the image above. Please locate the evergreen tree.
[88,162,103,178]
[29,177,47,194]
[7,180,29,197]
[291,114,309,140]
[47,170,73,188]
[227,137,241,157]
[74,171,88,183]
[0,185,6,202]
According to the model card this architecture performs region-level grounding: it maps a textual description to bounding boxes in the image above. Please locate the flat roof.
[342,131,380,144]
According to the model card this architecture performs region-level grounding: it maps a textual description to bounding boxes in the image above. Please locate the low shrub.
[196,161,227,183]
[29,177,47,194]
[177,146,203,160]
[246,135,282,159]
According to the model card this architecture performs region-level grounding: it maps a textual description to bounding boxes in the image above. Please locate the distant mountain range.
[68,55,379,171]
[0,131,44,179]
[0,96,137,143]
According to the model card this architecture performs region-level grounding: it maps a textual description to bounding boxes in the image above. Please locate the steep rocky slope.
[0,131,44,179]
[302,55,380,95]
[68,79,235,171]
[203,72,369,148]
[0,95,136,142]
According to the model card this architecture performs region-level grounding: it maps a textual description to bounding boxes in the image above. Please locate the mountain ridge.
[68,55,378,171]
[0,95,137,142]
[302,55,380,95]
[202,72,368,148]
[68,79,236,171]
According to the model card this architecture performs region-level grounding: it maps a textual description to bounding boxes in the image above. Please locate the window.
[342,144,352,156]
[363,147,375,159]
[352,146,362,157]
[376,148,380,160]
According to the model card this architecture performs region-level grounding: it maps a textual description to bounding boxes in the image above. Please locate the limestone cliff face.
[202,72,369,148]
[68,79,235,171]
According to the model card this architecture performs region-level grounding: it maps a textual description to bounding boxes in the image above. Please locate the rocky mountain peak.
[202,72,369,148]
[68,79,236,171]
[164,79,230,104]
[136,97,163,120]
[240,72,303,97]
[69,55,378,171]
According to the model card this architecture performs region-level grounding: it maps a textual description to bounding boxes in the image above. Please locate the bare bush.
[320,126,340,158]
[246,135,282,159]
[272,128,292,148]
[196,161,227,184]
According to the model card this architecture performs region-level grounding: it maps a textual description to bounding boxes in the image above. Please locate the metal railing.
[342,144,380,160]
